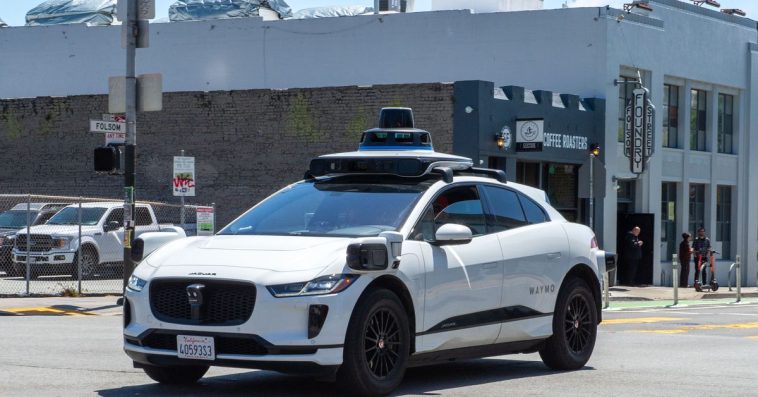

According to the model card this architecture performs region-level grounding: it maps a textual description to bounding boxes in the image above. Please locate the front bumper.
[123,274,371,370]
[12,251,76,265]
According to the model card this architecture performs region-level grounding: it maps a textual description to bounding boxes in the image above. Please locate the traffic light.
[94,145,122,173]
[589,143,600,157]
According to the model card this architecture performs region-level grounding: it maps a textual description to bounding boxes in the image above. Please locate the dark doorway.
[617,213,654,285]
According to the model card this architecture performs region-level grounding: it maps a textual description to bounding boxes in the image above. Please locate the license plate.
[176,335,215,361]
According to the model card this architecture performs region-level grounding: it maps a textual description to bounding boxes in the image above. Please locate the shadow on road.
[97,358,588,396]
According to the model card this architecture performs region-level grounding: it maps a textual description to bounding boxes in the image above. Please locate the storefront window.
[690,89,707,151]
[688,184,705,235]
[717,94,734,154]
[661,182,677,261]
[663,85,679,148]
[717,186,732,259]
[543,163,578,222]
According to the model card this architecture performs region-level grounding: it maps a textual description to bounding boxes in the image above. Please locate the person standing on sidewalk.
[678,233,692,287]
[622,226,643,285]
[692,227,712,286]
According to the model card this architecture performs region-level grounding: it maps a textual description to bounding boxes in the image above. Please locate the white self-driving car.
[123,122,615,396]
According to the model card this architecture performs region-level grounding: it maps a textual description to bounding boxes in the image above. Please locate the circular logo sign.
[501,126,512,150]
[519,121,540,142]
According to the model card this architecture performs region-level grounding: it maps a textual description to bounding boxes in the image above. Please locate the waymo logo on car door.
[529,284,556,295]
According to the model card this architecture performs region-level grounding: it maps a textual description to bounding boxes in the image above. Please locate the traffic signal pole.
[122,0,138,293]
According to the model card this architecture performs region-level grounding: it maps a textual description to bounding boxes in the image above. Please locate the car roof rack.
[454,167,508,183]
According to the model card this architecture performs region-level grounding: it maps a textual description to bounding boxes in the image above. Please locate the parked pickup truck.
[0,202,67,277]
[12,202,184,279]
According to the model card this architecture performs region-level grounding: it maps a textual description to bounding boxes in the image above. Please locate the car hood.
[17,225,99,236]
[142,235,353,283]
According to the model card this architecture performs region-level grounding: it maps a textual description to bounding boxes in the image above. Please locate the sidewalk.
[608,286,758,301]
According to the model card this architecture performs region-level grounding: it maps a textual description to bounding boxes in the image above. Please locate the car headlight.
[267,274,359,298]
[52,237,73,250]
[127,275,147,292]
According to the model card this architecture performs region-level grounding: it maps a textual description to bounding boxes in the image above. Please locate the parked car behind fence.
[0,194,213,297]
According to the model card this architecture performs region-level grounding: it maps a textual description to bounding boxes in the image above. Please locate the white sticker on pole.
[173,156,196,197]
[196,207,214,236]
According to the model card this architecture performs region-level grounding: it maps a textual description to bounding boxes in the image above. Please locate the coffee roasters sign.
[516,119,544,152]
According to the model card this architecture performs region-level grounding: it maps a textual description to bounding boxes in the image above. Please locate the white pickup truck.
[12,202,184,279]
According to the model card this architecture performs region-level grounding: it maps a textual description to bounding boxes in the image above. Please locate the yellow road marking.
[1,306,95,316]
[625,322,758,334]
[602,317,682,325]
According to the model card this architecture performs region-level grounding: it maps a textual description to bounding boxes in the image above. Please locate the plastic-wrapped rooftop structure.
[0,17,7,27]
[169,0,292,22]
[292,6,374,19]
[26,0,117,26]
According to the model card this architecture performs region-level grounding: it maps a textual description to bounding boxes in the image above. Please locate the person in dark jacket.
[678,233,692,287]
[622,226,643,285]
[692,227,712,286]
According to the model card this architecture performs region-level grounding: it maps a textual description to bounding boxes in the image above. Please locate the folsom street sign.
[90,120,126,134]
[624,88,655,174]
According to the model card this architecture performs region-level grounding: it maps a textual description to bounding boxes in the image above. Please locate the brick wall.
[0,83,454,226]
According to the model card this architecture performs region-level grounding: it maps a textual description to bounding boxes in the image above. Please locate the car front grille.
[149,279,256,326]
[15,234,53,252]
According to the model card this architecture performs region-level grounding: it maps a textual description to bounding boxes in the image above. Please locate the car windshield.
[47,207,107,226]
[219,181,428,237]
[0,210,39,229]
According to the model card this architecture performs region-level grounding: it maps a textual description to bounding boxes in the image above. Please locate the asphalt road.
[1,302,757,396]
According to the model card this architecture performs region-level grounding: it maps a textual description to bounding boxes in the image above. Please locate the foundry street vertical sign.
[624,89,654,174]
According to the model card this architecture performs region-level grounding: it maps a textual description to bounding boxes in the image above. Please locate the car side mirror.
[104,221,121,232]
[433,223,473,246]
[346,231,404,271]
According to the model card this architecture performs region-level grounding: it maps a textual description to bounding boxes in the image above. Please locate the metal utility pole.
[122,0,138,292]
[589,152,594,231]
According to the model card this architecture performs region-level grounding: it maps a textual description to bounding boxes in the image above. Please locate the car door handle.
[547,252,562,260]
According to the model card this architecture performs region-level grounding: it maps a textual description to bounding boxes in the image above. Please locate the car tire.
[73,246,98,280]
[142,364,209,385]
[337,289,411,397]
[539,277,597,371]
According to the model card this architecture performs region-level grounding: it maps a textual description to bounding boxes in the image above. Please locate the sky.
[0,0,756,26]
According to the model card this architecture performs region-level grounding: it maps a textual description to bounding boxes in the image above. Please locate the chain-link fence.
[0,194,213,296]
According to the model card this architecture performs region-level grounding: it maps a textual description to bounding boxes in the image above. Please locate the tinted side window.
[519,193,549,224]
[410,185,487,240]
[136,207,152,226]
[105,208,124,225]
[481,186,527,232]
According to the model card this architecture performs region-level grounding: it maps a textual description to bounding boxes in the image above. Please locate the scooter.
[693,251,719,292]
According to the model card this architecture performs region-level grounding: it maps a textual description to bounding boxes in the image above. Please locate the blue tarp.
[26,0,117,26]
[291,6,373,19]
[169,0,292,22]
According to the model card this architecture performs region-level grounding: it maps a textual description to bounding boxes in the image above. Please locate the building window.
[617,76,638,142]
[663,85,679,148]
[718,94,734,154]
[661,182,677,261]
[688,184,705,235]
[717,186,732,259]
[690,89,707,151]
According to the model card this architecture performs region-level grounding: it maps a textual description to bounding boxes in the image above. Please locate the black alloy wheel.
[338,289,410,396]
[564,293,593,354]
[539,277,597,370]
[364,308,402,379]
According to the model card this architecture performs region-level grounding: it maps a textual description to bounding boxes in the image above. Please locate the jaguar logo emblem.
[186,284,206,322]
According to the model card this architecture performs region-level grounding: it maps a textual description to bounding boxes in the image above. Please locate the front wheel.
[539,277,598,370]
[73,246,98,279]
[142,364,208,385]
[337,289,411,396]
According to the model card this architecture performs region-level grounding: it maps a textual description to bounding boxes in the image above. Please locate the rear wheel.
[337,289,410,396]
[142,364,208,385]
[539,277,597,370]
